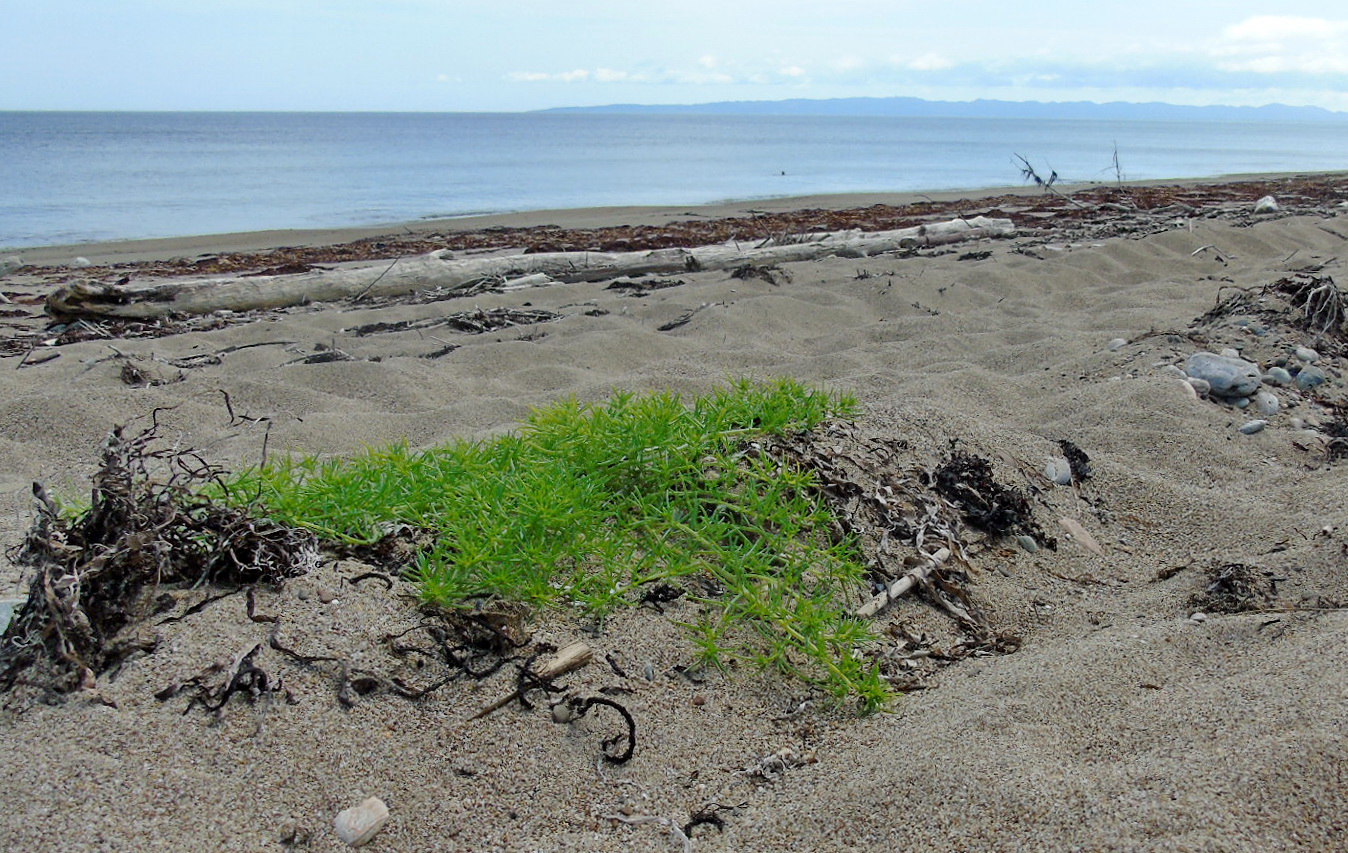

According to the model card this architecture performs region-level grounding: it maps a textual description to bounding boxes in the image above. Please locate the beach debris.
[933,448,1052,545]
[1190,562,1278,613]
[334,796,389,848]
[347,306,559,337]
[42,216,1014,320]
[551,694,637,764]
[470,640,593,720]
[729,263,789,285]
[0,423,316,699]
[855,547,951,618]
[1057,517,1104,555]
[1253,195,1279,213]
[1238,419,1268,435]
[1056,439,1093,481]
[1043,457,1073,485]
[0,255,24,275]
[606,276,685,294]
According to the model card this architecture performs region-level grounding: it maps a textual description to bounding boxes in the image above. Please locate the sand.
[1,178,1346,852]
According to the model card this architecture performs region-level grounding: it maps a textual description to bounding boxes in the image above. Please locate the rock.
[1186,377,1211,398]
[334,797,389,847]
[1295,366,1327,390]
[1219,347,1241,359]
[317,586,339,604]
[1160,364,1187,380]
[1263,366,1293,386]
[1044,457,1073,485]
[1238,419,1267,435]
[1253,391,1280,416]
[1253,195,1279,213]
[72,256,93,268]
[1015,535,1039,554]
[1107,337,1127,352]
[1185,352,1262,397]
[1294,346,1319,363]
[1189,611,1208,623]
[0,256,24,276]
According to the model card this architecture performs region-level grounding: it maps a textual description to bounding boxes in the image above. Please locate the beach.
[1,174,1346,851]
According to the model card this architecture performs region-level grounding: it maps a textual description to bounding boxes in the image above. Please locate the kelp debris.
[0,424,317,699]
[1191,563,1279,614]
[932,449,1054,546]
[1057,439,1093,481]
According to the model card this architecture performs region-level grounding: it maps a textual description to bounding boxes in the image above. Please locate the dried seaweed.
[932,449,1052,546]
[1191,562,1279,614]
[1057,439,1093,481]
[0,424,317,698]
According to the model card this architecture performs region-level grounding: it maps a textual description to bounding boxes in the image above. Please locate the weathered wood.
[854,547,952,619]
[47,217,1014,319]
[469,639,593,721]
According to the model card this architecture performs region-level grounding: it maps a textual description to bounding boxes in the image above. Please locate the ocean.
[2,111,1345,249]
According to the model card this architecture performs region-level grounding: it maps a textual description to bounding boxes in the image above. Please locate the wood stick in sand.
[855,547,952,619]
[469,640,594,720]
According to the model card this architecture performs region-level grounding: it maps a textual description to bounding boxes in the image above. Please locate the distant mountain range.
[541,96,1346,122]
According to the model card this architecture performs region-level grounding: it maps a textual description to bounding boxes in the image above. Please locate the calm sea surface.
[2,111,1345,249]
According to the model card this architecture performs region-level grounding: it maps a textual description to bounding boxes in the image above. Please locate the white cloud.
[907,53,954,72]
[779,65,807,78]
[1214,16,1348,74]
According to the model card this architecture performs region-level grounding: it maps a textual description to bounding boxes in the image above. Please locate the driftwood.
[469,639,594,720]
[855,547,952,619]
[47,217,1014,320]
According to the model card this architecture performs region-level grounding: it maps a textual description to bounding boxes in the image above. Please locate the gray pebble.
[1189,611,1209,623]
[1160,364,1187,380]
[1253,195,1279,213]
[1295,366,1327,390]
[0,256,23,276]
[1238,419,1267,434]
[1263,366,1292,386]
[1016,535,1040,554]
[1294,346,1319,363]
[1219,347,1241,359]
[318,586,339,604]
[1253,391,1280,416]
[1186,377,1211,397]
[1107,338,1127,352]
[1186,352,1261,397]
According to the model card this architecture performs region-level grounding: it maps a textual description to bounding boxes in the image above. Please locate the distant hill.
[540,96,1346,122]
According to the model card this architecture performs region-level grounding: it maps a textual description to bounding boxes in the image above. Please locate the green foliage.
[222,378,891,710]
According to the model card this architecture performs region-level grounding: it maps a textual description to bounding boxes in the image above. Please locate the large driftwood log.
[47,217,1013,319]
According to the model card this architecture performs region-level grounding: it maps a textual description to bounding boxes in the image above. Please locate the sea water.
[2,111,1345,249]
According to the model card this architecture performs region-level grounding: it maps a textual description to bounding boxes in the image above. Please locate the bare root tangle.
[0,423,317,698]
[1268,273,1347,340]
[1191,563,1279,614]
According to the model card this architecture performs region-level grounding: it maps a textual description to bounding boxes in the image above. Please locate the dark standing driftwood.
[47,217,1014,319]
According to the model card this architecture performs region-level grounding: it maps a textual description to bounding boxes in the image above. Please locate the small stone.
[1233,396,1250,409]
[1219,347,1241,359]
[296,586,312,601]
[1044,457,1072,485]
[72,256,93,268]
[1160,364,1187,380]
[1294,346,1319,363]
[691,694,706,707]
[1185,352,1262,397]
[1186,377,1211,398]
[1253,195,1279,213]
[551,702,575,723]
[1238,419,1267,435]
[318,586,339,604]
[0,256,24,275]
[1189,612,1208,623]
[1263,366,1292,386]
[1016,535,1040,554]
[1295,366,1327,390]
[1107,337,1127,352]
[334,797,389,848]
[1253,391,1279,416]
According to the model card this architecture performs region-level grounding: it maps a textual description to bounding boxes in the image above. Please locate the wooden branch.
[469,640,593,720]
[855,547,952,619]
[47,217,1014,320]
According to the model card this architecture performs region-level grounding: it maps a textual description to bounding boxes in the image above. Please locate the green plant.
[221,378,892,710]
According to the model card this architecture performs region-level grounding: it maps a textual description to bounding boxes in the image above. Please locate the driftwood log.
[47,217,1013,319]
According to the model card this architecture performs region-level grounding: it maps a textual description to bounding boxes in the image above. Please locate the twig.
[469,640,593,719]
[855,547,951,618]
[351,257,401,303]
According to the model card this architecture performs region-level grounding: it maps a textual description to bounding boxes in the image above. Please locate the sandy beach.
[2,175,1347,852]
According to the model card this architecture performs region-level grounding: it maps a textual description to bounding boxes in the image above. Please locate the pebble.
[317,586,339,604]
[0,256,23,275]
[1218,347,1241,359]
[1238,419,1267,434]
[1107,337,1127,352]
[1253,391,1280,416]
[1185,351,1261,397]
[1253,195,1279,213]
[1294,346,1319,363]
[1295,366,1327,390]
[1016,535,1040,554]
[72,256,93,268]
[1189,611,1209,623]
[1185,377,1210,397]
[1160,364,1187,380]
[1263,366,1292,386]
[1044,457,1073,485]
[334,797,389,848]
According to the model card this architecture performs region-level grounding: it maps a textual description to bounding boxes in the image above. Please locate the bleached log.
[854,547,952,619]
[47,217,1013,319]
[469,639,593,720]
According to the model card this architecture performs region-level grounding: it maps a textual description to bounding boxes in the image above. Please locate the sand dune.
[1,179,1346,851]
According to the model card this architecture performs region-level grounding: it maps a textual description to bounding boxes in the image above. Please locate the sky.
[3,1,1347,112]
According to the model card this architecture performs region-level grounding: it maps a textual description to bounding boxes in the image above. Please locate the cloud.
[1213,16,1348,75]
[907,53,954,72]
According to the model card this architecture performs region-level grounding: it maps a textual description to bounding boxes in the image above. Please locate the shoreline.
[12,170,1347,267]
